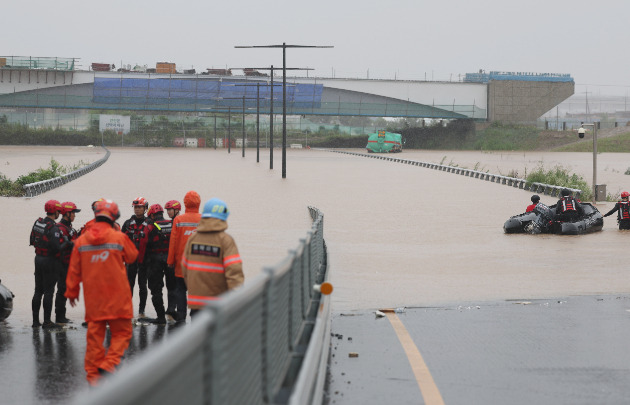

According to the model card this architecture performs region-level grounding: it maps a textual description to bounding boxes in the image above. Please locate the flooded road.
[2,146,630,315]
[1,145,630,403]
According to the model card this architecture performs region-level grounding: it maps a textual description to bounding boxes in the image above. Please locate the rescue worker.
[121,197,150,317]
[181,198,244,318]
[30,199,63,328]
[167,191,201,323]
[55,201,80,324]
[555,189,583,222]
[164,200,181,319]
[165,200,181,221]
[137,204,172,324]
[78,199,120,235]
[526,195,540,212]
[603,191,630,230]
[65,199,138,386]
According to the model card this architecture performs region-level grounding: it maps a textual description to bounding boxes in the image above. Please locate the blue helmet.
[202,198,230,221]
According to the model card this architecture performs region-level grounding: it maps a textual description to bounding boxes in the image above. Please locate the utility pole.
[235,43,333,178]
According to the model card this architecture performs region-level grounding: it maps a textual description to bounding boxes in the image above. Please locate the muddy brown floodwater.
[1,146,630,324]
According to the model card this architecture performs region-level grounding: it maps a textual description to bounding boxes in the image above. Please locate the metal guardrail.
[325,149,582,198]
[76,206,330,405]
[23,147,110,197]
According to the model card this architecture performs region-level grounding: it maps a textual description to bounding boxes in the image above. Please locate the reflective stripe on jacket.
[181,217,244,309]
[65,222,139,322]
[167,214,201,278]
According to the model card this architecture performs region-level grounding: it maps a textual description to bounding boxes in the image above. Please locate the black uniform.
[122,215,149,315]
[55,218,78,322]
[29,217,62,327]
[138,213,173,323]
[604,201,630,230]
[555,196,583,222]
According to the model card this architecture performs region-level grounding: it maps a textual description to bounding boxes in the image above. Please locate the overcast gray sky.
[3,0,629,96]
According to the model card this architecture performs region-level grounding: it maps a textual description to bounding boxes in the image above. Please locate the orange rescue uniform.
[65,221,138,386]
[167,191,201,278]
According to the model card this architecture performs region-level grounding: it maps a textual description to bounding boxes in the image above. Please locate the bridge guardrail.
[23,147,110,198]
[76,206,330,405]
[324,149,581,198]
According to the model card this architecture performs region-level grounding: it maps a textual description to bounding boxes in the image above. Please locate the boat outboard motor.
[0,280,14,321]
[525,203,554,234]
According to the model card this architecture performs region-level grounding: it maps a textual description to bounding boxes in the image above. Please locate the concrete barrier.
[319,149,582,199]
[23,147,111,198]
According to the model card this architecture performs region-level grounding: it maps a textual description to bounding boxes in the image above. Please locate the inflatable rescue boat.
[0,280,14,321]
[503,202,603,235]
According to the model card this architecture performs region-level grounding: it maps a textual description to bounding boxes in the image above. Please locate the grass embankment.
[0,158,90,197]
[554,131,630,152]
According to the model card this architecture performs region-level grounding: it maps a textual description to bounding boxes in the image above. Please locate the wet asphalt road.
[2,295,630,404]
[0,320,182,405]
[327,294,630,405]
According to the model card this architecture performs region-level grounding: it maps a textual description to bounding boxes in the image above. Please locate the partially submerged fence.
[76,206,330,405]
[327,149,582,198]
[23,147,110,197]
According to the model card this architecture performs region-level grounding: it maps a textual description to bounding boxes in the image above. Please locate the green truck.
[366,130,402,153]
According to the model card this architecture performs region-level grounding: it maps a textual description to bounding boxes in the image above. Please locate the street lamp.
[232,67,300,169]
[235,43,333,178]
[579,122,599,201]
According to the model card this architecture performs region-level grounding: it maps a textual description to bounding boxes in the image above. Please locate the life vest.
[57,220,78,265]
[122,216,148,248]
[619,201,630,220]
[29,217,56,256]
[147,219,172,255]
[559,197,577,213]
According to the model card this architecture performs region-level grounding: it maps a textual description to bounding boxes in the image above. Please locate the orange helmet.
[621,191,629,199]
[132,197,148,208]
[91,198,105,212]
[165,200,181,210]
[147,204,164,216]
[60,201,81,215]
[94,199,120,221]
[45,200,61,214]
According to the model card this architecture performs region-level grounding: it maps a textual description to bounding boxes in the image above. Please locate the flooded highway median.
[1,146,630,403]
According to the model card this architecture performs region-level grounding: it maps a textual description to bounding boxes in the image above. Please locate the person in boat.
[526,195,540,212]
[555,189,583,222]
[603,191,630,230]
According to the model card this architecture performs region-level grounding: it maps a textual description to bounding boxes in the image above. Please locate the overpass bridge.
[0,57,574,123]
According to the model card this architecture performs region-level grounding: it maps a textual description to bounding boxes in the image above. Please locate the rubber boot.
[155,306,166,325]
[32,311,41,328]
[56,307,72,324]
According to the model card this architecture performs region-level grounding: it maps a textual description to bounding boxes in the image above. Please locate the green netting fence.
[0,56,77,71]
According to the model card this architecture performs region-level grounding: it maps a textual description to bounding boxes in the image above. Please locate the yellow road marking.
[386,312,445,405]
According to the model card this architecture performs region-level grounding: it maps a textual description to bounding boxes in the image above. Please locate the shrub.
[525,164,592,201]
[1,158,90,197]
